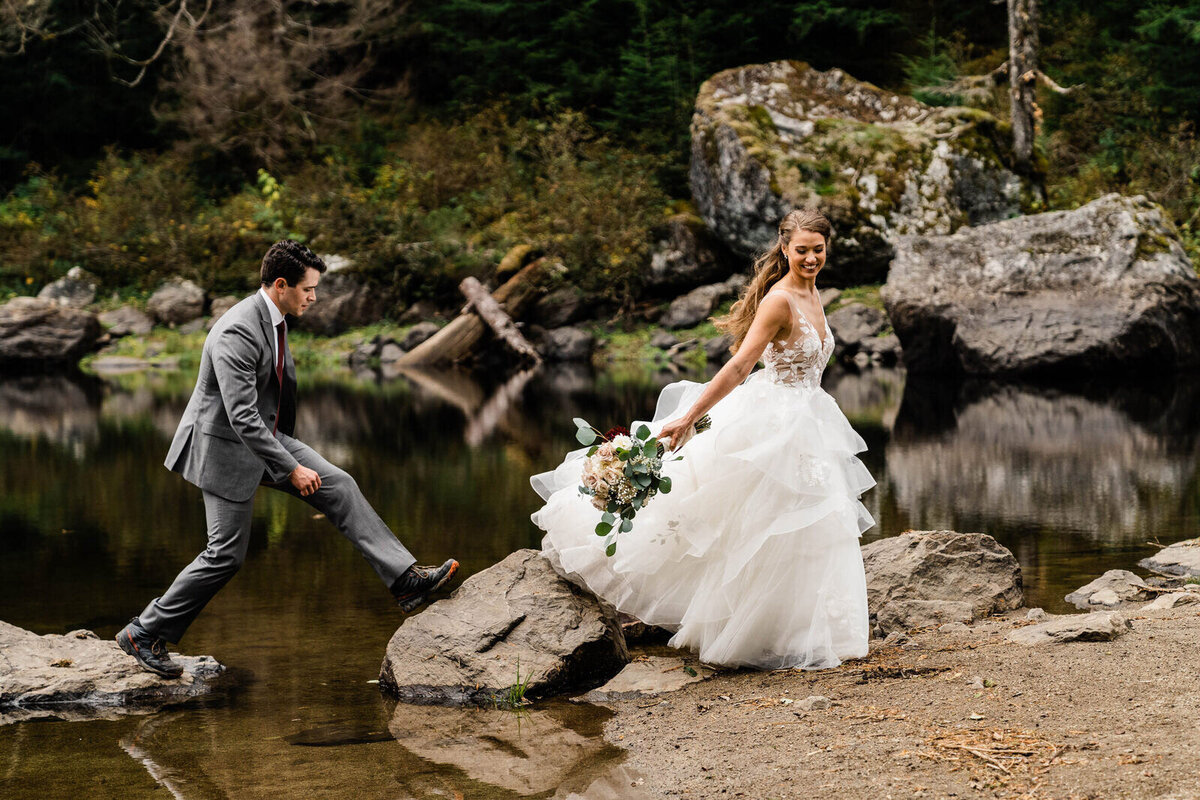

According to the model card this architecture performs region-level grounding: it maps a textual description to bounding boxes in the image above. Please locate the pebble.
[797,695,831,711]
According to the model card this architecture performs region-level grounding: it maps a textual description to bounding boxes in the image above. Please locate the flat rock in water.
[1064,569,1153,610]
[860,531,1023,635]
[883,194,1200,376]
[1139,538,1200,578]
[379,549,629,706]
[0,621,224,724]
[579,657,709,702]
[1006,612,1132,646]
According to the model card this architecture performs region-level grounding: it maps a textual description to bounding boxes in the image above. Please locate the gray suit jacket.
[164,293,300,501]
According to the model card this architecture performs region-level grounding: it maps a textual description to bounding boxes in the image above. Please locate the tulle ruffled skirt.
[531,371,874,670]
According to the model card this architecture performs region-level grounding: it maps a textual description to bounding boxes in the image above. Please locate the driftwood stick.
[459,277,542,365]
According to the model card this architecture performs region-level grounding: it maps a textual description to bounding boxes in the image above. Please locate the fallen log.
[398,258,559,367]
[459,276,541,365]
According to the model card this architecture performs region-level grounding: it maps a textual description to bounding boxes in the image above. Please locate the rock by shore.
[883,193,1200,376]
[379,549,629,706]
[0,621,224,724]
[0,296,102,366]
[1139,537,1200,577]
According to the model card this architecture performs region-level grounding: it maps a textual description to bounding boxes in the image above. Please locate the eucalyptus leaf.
[620,518,633,533]
[660,476,672,493]
[601,511,615,525]
[605,542,617,557]
[607,500,619,514]
[572,417,588,429]
[576,428,597,445]
[635,424,651,441]
[595,521,613,536]
[642,441,657,458]
[587,445,599,456]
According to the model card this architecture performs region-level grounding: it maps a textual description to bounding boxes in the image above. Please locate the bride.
[531,208,874,670]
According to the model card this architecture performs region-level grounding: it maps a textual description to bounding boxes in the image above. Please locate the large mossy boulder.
[379,550,629,706]
[690,61,1038,285]
[882,194,1200,376]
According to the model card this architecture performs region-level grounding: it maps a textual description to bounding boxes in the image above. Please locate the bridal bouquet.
[573,416,710,556]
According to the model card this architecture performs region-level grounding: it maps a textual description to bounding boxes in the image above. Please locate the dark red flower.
[603,425,631,440]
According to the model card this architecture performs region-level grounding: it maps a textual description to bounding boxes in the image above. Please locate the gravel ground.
[601,606,1200,800]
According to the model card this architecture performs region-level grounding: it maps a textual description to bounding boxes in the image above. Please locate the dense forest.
[1,0,1198,306]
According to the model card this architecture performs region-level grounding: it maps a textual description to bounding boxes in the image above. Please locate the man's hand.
[289,464,322,496]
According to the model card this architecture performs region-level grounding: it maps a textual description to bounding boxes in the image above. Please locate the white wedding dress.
[531,290,873,669]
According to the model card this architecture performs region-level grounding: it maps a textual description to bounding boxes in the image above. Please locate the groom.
[116,240,457,678]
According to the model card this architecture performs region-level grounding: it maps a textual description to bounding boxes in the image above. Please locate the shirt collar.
[258,287,286,328]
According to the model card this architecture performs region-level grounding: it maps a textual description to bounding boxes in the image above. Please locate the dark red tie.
[273,320,286,434]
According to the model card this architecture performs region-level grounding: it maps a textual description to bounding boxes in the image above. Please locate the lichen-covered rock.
[379,550,629,706]
[147,278,205,327]
[0,622,223,723]
[883,194,1200,376]
[860,531,1023,635]
[0,297,102,366]
[37,266,97,309]
[690,61,1037,285]
[661,274,747,329]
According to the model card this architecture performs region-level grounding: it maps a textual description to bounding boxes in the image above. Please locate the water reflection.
[2,364,1199,797]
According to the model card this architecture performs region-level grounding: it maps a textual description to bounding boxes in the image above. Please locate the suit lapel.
[253,293,283,388]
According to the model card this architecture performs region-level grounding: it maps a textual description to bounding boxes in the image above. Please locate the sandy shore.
[600,606,1200,799]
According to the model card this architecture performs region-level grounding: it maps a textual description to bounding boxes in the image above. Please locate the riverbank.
[601,606,1200,799]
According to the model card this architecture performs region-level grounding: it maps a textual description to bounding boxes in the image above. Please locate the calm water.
[1,363,1198,798]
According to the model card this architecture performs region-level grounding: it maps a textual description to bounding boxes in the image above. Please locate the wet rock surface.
[861,530,1023,635]
[0,621,224,724]
[883,194,1200,376]
[0,296,102,365]
[579,656,710,702]
[379,549,629,706]
[690,60,1034,284]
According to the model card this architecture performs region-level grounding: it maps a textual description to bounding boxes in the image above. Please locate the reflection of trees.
[0,372,103,452]
[888,378,1200,543]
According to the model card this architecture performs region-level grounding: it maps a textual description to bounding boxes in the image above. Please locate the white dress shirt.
[258,287,286,367]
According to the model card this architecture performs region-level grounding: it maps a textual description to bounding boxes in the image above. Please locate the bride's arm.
[660,293,791,450]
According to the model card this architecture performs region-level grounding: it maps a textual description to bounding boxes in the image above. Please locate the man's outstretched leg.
[275,433,457,612]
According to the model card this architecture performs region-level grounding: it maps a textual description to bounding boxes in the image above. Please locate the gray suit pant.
[139,432,416,643]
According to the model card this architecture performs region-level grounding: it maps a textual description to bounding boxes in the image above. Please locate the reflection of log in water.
[396,365,542,447]
[0,372,102,449]
[888,379,1200,541]
[120,714,204,800]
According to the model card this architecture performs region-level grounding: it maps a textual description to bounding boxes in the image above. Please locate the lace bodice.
[761,291,834,389]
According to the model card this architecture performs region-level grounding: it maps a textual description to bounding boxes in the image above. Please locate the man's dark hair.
[261,240,327,287]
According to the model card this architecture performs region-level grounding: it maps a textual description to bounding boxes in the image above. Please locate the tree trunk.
[459,276,541,365]
[1008,0,1039,173]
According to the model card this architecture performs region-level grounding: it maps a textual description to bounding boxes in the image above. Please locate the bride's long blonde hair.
[714,208,832,352]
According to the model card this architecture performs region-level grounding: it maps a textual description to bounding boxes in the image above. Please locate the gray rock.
[1064,570,1153,611]
[0,297,102,365]
[0,621,223,724]
[98,305,154,337]
[147,278,205,327]
[531,287,586,329]
[579,657,709,702]
[796,695,831,711]
[857,332,902,366]
[378,341,405,364]
[828,303,887,349]
[881,631,910,647]
[649,331,679,350]
[378,550,629,706]
[939,621,971,633]
[37,266,97,308]
[398,300,441,325]
[205,295,241,330]
[690,61,1036,285]
[661,275,746,329]
[883,194,1200,376]
[318,253,354,272]
[1143,592,1200,611]
[704,334,734,365]
[820,288,842,308]
[645,214,736,294]
[861,531,1023,635]
[294,272,386,335]
[1138,538,1200,578]
[401,322,441,352]
[541,327,595,362]
[1025,608,1048,622]
[176,318,206,335]
[1006,612,1132,646]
